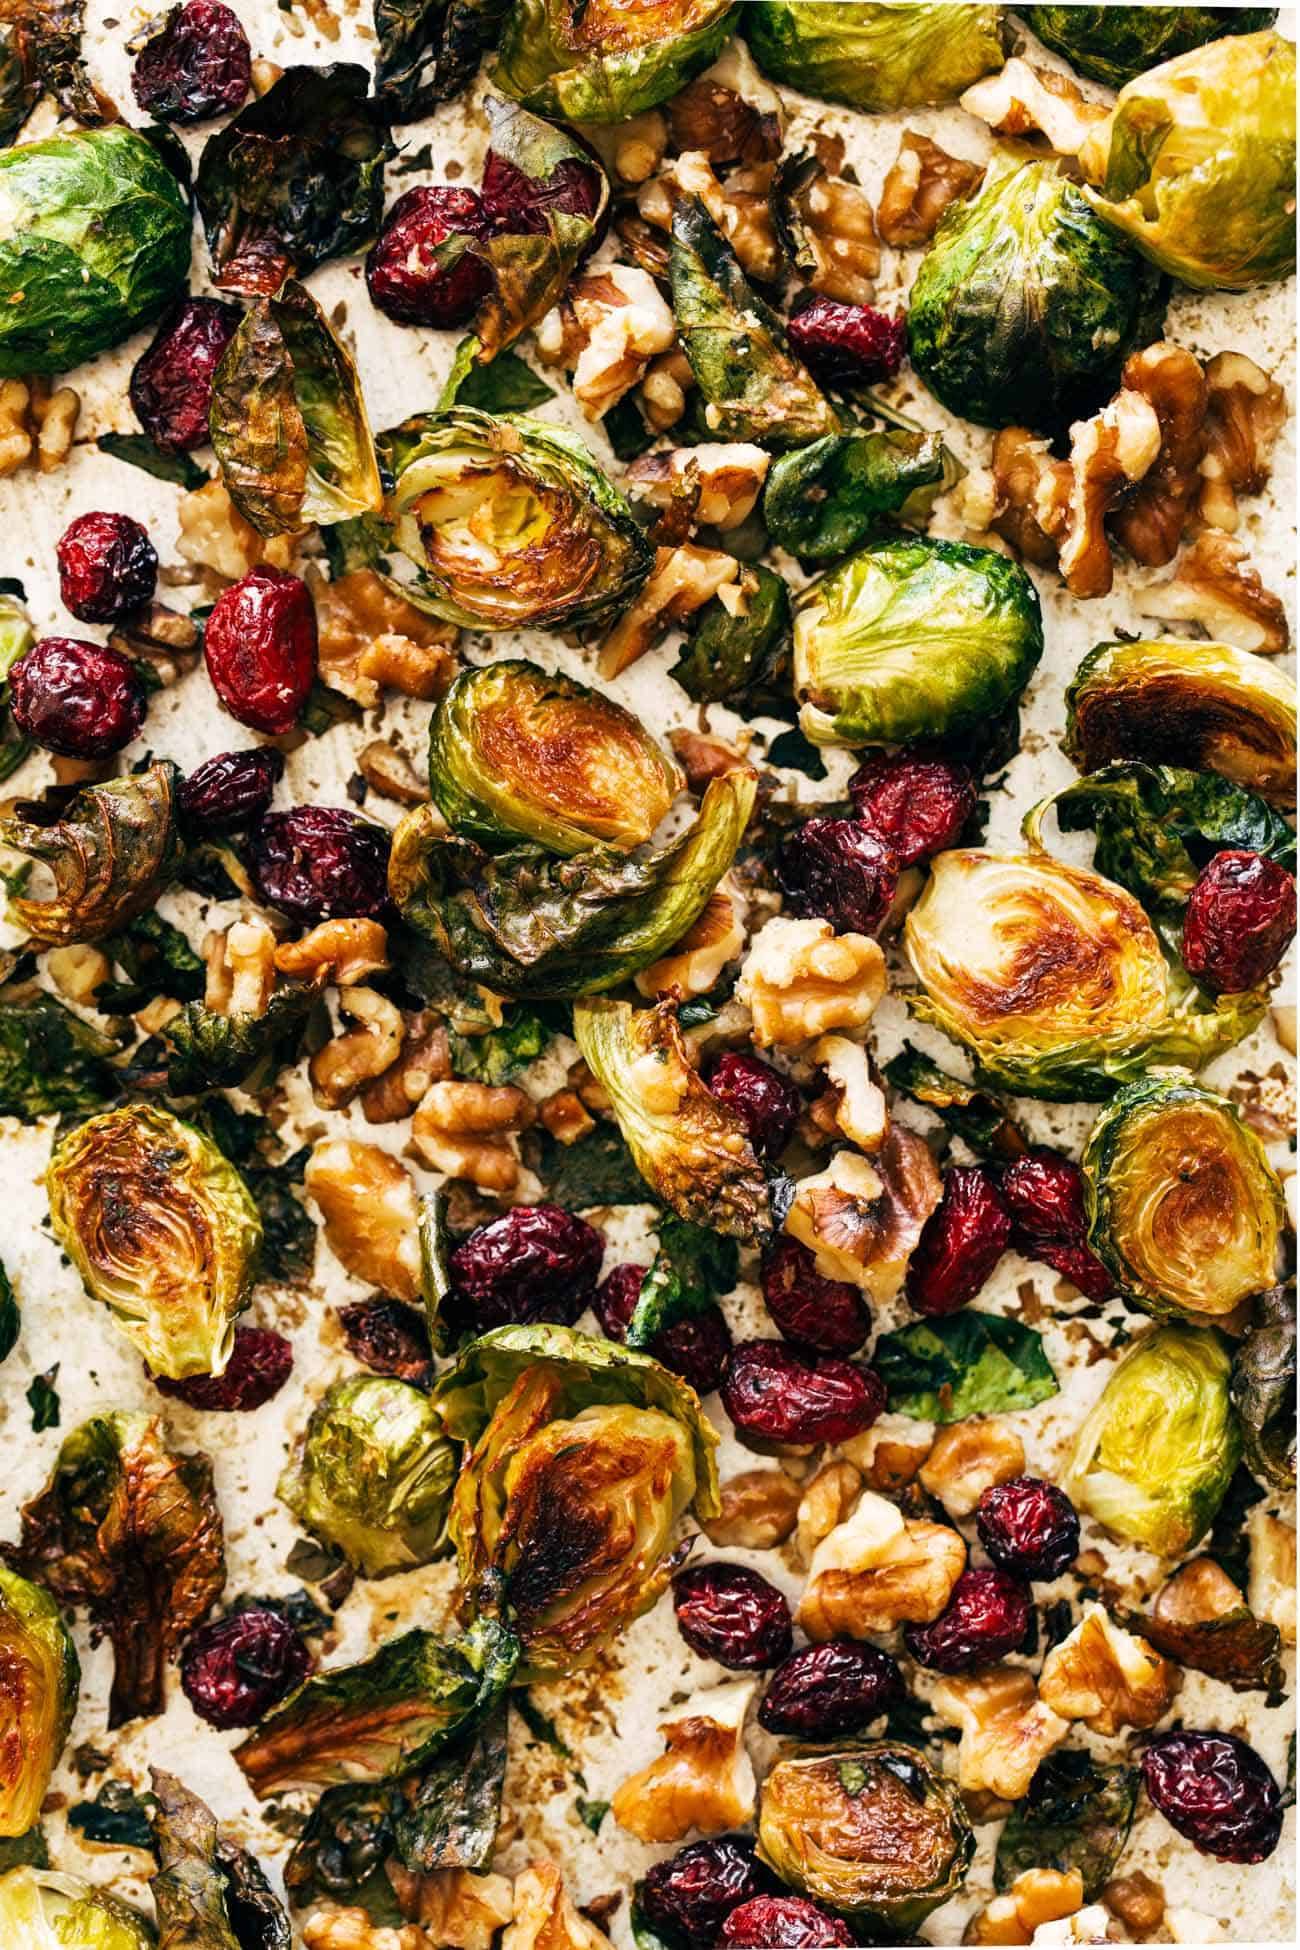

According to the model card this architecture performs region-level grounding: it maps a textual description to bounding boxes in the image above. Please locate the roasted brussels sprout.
[744,2,1004,110]
[1078,30,1296,290]
[1083,1079,1285,1321]
[1024,8,1277,89]
[671,563,791,708]
[381,407,651,631]
[793,535,1042,749]
[1066,1323,1241,1556]
[763,429,949,564]
[1063,638,1297,810]
[0,762,182,947]
[375,0,510,115]
[47,1105,262,1381]
[432,1323,719,1676]
[151,1770,289,1950]
[1231,1284,1295,1490]
[427,659,679,854]
[0,1868,154,1948]
[907,156,1166,432]
[0,1568,78,1840]
[757,1743,974,1926]
[495,0,737,122]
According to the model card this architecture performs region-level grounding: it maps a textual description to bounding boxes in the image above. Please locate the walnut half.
[611,1680,756,1844]
[931,1666,1068,1801]
[877,130,983,248]
[797,1488,966,1639]
[305,1138,423,1302]
[1038,1603,1177,1735]
[1138,531,1290,655]
[411,1079,535,1194]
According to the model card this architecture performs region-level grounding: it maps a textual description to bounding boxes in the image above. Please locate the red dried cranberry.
[450,1204,603,1330]
[180,1605,313,1729]
[204,567,317,735]
[1029,1240,1112,1300]
[705,1051,801,1161]
[758,1640,902,1737]
[907,1164,1012,1316]
[593,1262,732,1396]
[1182,850,1297,995]
[178,747,285,836]
[9,637,146,759]
[775,816,899,936]
[904,1567,1030,1673]
[787,296,906,389]
[761,1236,871,1357]
[977,1477,1080,1582]
[721,1896,854,1948]
[57,511,158,623]
[337,1299,433,1388]
[1142,1730,1283,1863]
[722,1340,884,1447]
[365,186,494,328]
[130,297,242,453]
[640,1836,775,1949]
[132,0,250,125]
[1000,1148,1112,1298]
[250,808,392,925]
[673,1562,794,1670]
[848,751,976,865]
[481,147,605,233]
[152,1326,293,1412]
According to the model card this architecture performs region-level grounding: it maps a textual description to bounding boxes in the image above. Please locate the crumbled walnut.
[108,602,202,688]
[567,1057,612,1119]
[919,1419,1026,1519]
[360,1010,450,1124]
[503,1861,612,1950]
[795,1459,863,1565]
[598,544,741,678]
[1038,1603,1176,1735]
[1058,390,1162,598]
[988,428,1072,565]
[810,1034,887,1151]
[311,568,458,706]
[411,1079,536,1194]
[302,1910,427,1950]
[610,1681,756,1844]
[625,443,771,531]
[1197,351,1287,532]
[305,1138,423,1302]
[700,1467,803,1549]
[611,111,669,185]
[250,56,283,95]
[960,58,1107,155]
[931,1667,1068,1801]
[409,1870,515,1950]
[636,883,746,1000]
[738,917,886,1049]
[642,150,779,283]
[1248,1508,1296,1644]
[969,1868,1087,1946]
[669,727,755,792]
[639,348,696,431]
[785,1126,941,1300]
[1271,1004,1296,1055]
[203,918,278,1017]
[1109,342,1208,567]
[538,266,676,421]
[877,130,983,247]
[797,1489,965,1640]
[136,995,183,1036]
[310,987,405,1109]
[838,1423,933,1493]
[1164,1910,1225,1944]
[177,477,295,581]
[1101,1872,1165,1937]
[1030,1904,1115,1945]
[275,919,389,987]
[538,1089,595,1146]
[1137,530,1291,654]
[358,741,432,806]
[667,41,783,167]
[784,155,880,305]
[45,944,110,1006]
[0,376,81,478]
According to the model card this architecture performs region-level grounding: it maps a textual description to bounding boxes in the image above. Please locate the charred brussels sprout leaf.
[100,910,205,1014]
[439,340,555,413]
[873,1312,1058,1424]
[0,762,182,947]
[883,1044,1027,1163]
[0,1867,154,1948]
[448,1008,550,1085]
[626,1213,738,1351]
[1141,1572,1281,1692]
[0,994,118,1122]
[671,563,791,708]
[1232,1284,1295,1490]
[164,985,317,1097]
[764,429,949,563]
[0,24,40,149]
[47,1104,262,1381]
[7,0,102,129]
[995,1751,1139,1900]
[374,0,509,116]
[0,591,33,781]
[0,1567,79,1841]
[151,1770,289,1950]
[495,0,737,123]
[1024,8,1277,89]
[98,432,209,493]
[391,1707,507,1871]
[744,2,1004,110]
[527,1122,649,1211]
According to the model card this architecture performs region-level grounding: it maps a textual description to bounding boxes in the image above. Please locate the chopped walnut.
[1197,351,1287,532]
[639,347,696,432]
[960,58,1107,155]
[275,919,389,987]
[411,1079,536,1194]
[503,1861,612,1950]
[738,917,886,1049]
[1038,1603,1177,1735]
[969,1868,1086,1946]
[636,883,746,1000]
[1101,1872,1165,1937]
[1029,1904,1115,1945]
[877,130,983,247]
[987,428,1072,565]
[358,741,432,807]
[667,41,783,167]
[931,1666,1068,1801]
[310,987,405,1109]
[610,1680,756,1844]
[360,1010,450,1124]
[1248,1508,1296,1644]
[537,266,676,421]
[410,1870,515,1950]
[797,1489,966,1640]
[597,544,741,678]
[610,111,669,186]
[177,477,294,581]
[795,1459,863,1566]
[783,155,880,305]
[203,918,278,1017]
[669,727,755,792]
[250,55,283,95]
[1137,530,1291,655]
[919,1419,1026,1520]
[810,1034,887,1152]
[1109,341,1208,567]
[785,1126,941,1300]
[46,944,110,1006]
[302,1910,427,1950]
[641,150,779,283]
[625,443,771,531]
[700,1467,803,1549]
[312,568,458,707]
[1058,389,1162,598]
[538,1089,595,1146]
[1163,1909,1226,1945]
[305,1138,423,1302]
[0,376,81,478]
[838,1423,933,1494]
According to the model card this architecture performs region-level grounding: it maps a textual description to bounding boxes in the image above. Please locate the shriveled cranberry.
[132,0,251,124]
[337,1299,433,1388]
[775,816,899,936]
[593,1262,731,1396]
[787,296,906,389]
[1142,1730,1283,1864]
[1182,850,1297,995]
[977,1477,1080,1583]
[450,1204,603,1330]
[482,146,605,232]
[640,1836,775,1949]
[761,1236,871,1357]
[204,566,317,735]
[57,511,158,622]
[907,1164,1012,1316]
[848,751,976,865]
[130,297,242,453]
[1029,1241,1113,1300]
[152,1326,293,1412]
[705,1051,801,1161]
[722,1895,854,1948]
[179,747,285,836]
[9,637,146,760]
[904,1567,1030,1673]
[722,1340,884,1447]
[674,1563,794,1670]
[365,186,494,328]
[1000,1148,1112,1298]
[250,808,391,925]
[759,1640,902,1737]
[180,1605,313,1729]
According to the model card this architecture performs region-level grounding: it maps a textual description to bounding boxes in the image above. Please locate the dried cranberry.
[593,1262,732,1396]
[338,1299,433,1388]
[56,511,158,623]
[640,1836,775,1949]
[250,808,392,925]
[977,1477,1080,1583]
[130,297,242,453]
[9,637,146,759]
[180,1605,313,1729]
[787,296,906,389]
[907,1164,1012,1316]
[1000,1148,1112,1298]
[760,1236,871,1357]
[705,1051,801,1161]
[1182,850,1297,995]
[1142,1730,1283,1864]
[722,1340,884,1448]
[204,566,317,735]
[152,1326,293,1412]
[132,0,250,123]
[775,817,899,936]
[673,1562,794,1670]
[758,1640,902,1737]
[848,751,976,865]
[178,747,285,836]
[904,1567,1031,1673]
[482,147,605,233]
[365,186,494,328]
[450,1204,603,1330]
[721,1896,854,1948]
[1029,1241,1112,1300]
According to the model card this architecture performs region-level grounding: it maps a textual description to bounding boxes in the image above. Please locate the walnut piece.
[738,916,886,1048]
[784,154,881,306]
[1248,1508,1296,1644]
[411,1079,536,1193]
[931,1666,1068,1801]
[625,442,771,532]
[919,1419,1026,1519]
[969,1867,1086,1946]
[797,1489,965,1639]
[699,1467,803,1548]
[795,1459,863,1565]
[1138,530,1290,655]
[275,919,389,987]
[611,1680,756,1844]
[785,1125,941,1300]
[537,265,676,421]
[406,1870,514,1950]
[302,1910,427,1950]
[503,1862,612,1950]
[1109,341,1208,568]
[0,376,81,478]
[108,603,202,688]
[1038,1603,1177,1735]
[361,1010,450,1124]
[598,544,741,678]
[1197,350,1287,532]
[641,150,779,283]
[177,477,294,580]
[1101,1872,1165,1937]
[305,1138,423,1302]
[46,944,111,1006]
[538,1089,595,1146]
[1057,389,1162,598]
[877,130,983,247]
[987,428,1072,565]
[1029,1905,1115,1945]
[810,1034,888,1151]
[310,987,405,1109]
[358,741,432,807]
[639,347,696,432]
[669,726,755,792]
[636,883,746,1000]
[203,918,278,1017]
[960,59,1107,155]
[838,1423,934,1493]
[666,41,783,168]
[312,568,458,706]
[609,110,669,185]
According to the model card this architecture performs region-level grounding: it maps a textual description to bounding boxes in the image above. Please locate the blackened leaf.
[527,1123,651,1210]
[99,432,208,492]
[246,1151,316,1285]
[883,1042,1028,1162]
[1141,1593,1282,1693]
[69,1780,156,1851]
[602,394,656,462]
[165,986,316,1096]
[0,23,41,147]
[1231,1283,1296,1490]
[151,1769,290,1950]
[873,1312,1059,1423]
[26,1366,60,1432]
[0,1259,17,1363]
[626,1214,738,1350]
[1206,1464,1266,1592]
[20,0,105,127]
[283,1775,405,1924]
[765,727,827,779]
[576,1796,609,1834]
[101,908,206,1011]
[391,1706,507,1872]
[995,1751,1139,1900]
[374,0,508,117]
[0,1825,48,1870]
[0,994,118,1121]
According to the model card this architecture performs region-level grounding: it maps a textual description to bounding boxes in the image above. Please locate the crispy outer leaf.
[99,432,208,492]
[374,0,509,116]
[151,1769,290,1950]
[1231,1283,1296,1489]
[763,428,949,562]
[391,1706,508,1872]
[0,763,182,947]
[995,1751,1140,1899]
[873,1311,1059,1422]
[525,1122,650,1210]
[0,993,118,1121]
[626,1214,738,1350]
[883,1043,1028,1162]
[1141,1598,1281,1692]
[165,986,317,1095]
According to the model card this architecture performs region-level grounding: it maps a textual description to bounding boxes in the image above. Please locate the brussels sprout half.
[1083,1078,1284,1322]
[0,762,182,948]
[0,1868,155,1949]
[0,1568,79,1841]
[744,2,1005,110]
[1065,1323,1241,1557]
[1024,7,1278,89]
[794,535,1043,749]
[495,0,737,123]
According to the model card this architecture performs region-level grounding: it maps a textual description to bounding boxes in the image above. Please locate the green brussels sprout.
[0,1867,154,1949]
[428,659,680,854]
[1083,1078,1285,1322]
[381,407,651,631]
[574,996,770,1236]
[0,994,118,1123]
[905,849,1266,1100]
[1066,1323,1241,1556]
[907,156,1166,432]
[494,0,737,122]
[763,429,950,563]
[0,1568,78,1840]
[0,589,33,781]
[374,0,508,116]
[1024,7,1277,88]
[47,1105,262,1381]
[793,534,1043,749]
[0,763,182,948]
[670,563,791,708]
[0,126,190,376]
[757,1743,974,1926]
[150,1770,288,1950]
[279,1375,457,1578]
[1063,638,1297,810]
[744,2,1005,110]
[1231,1283,1295,1490]
[1078,30,1296,290]
[433,1323,719,1676]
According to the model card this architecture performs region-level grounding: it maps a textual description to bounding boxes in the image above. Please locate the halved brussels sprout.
[432,1323,719,1676]
[905,850,1265,1100]
[794,535,1043,749]
[1232,1283,1295,1490]
[1078,30,1296,290]
[279,1375,457,1578]
[1024,8,1277,88]
[427,659,680,854]
[757,1743,974,1926]
[0,1868,154,1949]
[763,429,949,563]
[47,1105,262,1381]
[744,2,1004,110]
[0,1568,78,1840]
[381,407,652,631]
[150,1771,288,1950]
[1065,1323,1241,1556]
[670,563,791,708]
[1063,638,1297,809]
[495,0,737,122]
[0,763,182,947]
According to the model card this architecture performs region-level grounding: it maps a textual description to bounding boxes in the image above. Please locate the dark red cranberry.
[673,1563,794,1670]
[57,511,158,622]
[151,1326,293,1412]
[760,1236,871,1357]
[450,1204,603,1330]
[722,1340,884,1447]
[250,807,392,925]
[482,146,605,233]
[758,1640,902,1737]
[337,1299,433,1389]
[977,1477,1080,1583]
[9,637,146,759]
[178,747,285,836]
[131,0,251,123]
[130,297,242,453]
[848,751,976,865]
[365,186,494,328]
[640,1836,775,1949]
[1182,850,1297,995]
[593,1262,731,1396]
[180,1605,313,1729]
[705,1051,801,1161]
[775,816,899,936]
[204,566,317,735]
[907,1164,1012,1316]
[1029,1241,1113,1300]
[721,1895,854,1948]
[999,1148,1112,1297]
[904,1567,1030,1674]
[1142,1731,1283,1864]
[787,296,907,389]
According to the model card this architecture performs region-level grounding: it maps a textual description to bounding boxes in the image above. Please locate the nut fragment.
[1137,530,1290,655]
[1101,1872,1164,1937]
[785,1125,940,1300]
[788,157,882,305]
[1057,390,1162,599]
[838,1423,934,1493]
[108,602,202,688]
[919,1420,1026,1519]
[738,917,886,1049]
[598,544,741,678]
[877,130,983,247]
[1109,342,1208,568]
[302,1909,427,1950]
[1197,351,1287,532]
[625,443,771,531]
[1038,1603,1177,1735]
[0,376,81,479]
[636,883,746,1000]
[699,1467,803,1549]
[797,1489,965,1640]
[358,741,432,807]
[310,987,405,1109]
[538,1089,595,1147]
[987,428,1072,565]
[46,944,110,1006]
[969,1867,1086,1946]
[810,1034,887,1152]
[408,1869,514,1950]
[931,1666,1068,1801]
[641,150,779,283]
[795,1459,863,1567]
[411,1079,536,1193]
[305,1137,423,1302]
[177,477,295,581]
[960,59,1106,156]
[204,918,278,1017]
[312,568,458,707]
[1247,1508,1296,1644]
[504,1861,612,1950]
[639,347,696,431]
[275,919,389,987]
[538,265,676,421]
[360,1010,450,1124]
[667,42,782,168]
[611,1680,756,1844]
[610,110,669,185]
